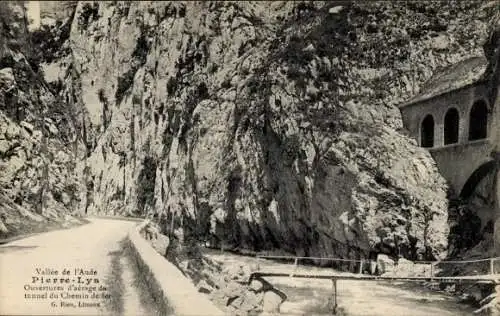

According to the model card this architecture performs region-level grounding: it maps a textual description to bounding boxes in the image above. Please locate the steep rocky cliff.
[0,1,82,236]
[1,1,499,260]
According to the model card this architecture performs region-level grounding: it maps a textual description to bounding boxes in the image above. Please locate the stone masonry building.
[399,56,499,199]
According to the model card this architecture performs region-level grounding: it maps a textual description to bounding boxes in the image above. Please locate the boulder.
[395,257,415,275]
[197,279,213,294]
[222,281,245,298]
[152,234,169,255]
[249,279,264,292]
[210,290,228,308]
[413,263,431,276]
[262,290,285,313]
[228,295,244,309]
[222,264,240,278]
[239,291,263,312]
[376,254,395,275]
[223,263,251,282]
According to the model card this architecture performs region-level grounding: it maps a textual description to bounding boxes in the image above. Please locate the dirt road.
[0,218,153,316]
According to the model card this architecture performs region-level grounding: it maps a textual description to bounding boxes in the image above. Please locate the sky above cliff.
[25,1,40,31]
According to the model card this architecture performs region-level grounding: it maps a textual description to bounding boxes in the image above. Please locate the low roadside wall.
[88,215,144,222]
[127,221,224,316]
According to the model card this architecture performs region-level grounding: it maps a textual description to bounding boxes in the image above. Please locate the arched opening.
[459,160,496,199]
[420,114,434,148]
[468,100,488,141]
[452,160,497,254]
[444,108,459,145]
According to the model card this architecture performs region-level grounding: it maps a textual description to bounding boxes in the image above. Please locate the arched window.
[421,114,434,148]
[444,108,459,145]
[469,100,488,141]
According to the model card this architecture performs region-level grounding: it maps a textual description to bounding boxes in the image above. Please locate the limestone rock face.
[0,2,83,236]
[2,1,499,260]
[39,1,77,23]
[62,1,499,260]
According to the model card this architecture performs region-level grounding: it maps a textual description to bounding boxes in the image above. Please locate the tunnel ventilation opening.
[444,108,459,145]
[469,100,488,141]
[421,114,434,148]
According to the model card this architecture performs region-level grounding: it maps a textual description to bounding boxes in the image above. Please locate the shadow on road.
[103,238,173,316]
[0,245,38,253]
[104,248,125,315]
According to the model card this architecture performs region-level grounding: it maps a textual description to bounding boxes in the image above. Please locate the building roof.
[401,56,488,107]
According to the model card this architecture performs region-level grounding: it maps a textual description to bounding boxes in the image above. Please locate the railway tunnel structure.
[399,57,499,199]
[399,55,500,254]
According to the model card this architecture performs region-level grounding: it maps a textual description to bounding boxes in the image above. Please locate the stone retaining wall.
[127,221,224,316]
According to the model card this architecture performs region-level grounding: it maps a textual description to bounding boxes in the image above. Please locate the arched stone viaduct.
[399,58,499,198]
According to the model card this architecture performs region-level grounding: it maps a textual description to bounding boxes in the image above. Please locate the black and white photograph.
[0,1,499,315]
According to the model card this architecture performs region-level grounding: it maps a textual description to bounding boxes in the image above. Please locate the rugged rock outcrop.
[0,2,82,237]
[2,1,499,261]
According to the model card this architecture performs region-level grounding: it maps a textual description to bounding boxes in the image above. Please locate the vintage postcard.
[0,1,499,315]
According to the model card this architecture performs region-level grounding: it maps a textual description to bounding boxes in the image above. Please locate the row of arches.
[420,100,488,148]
